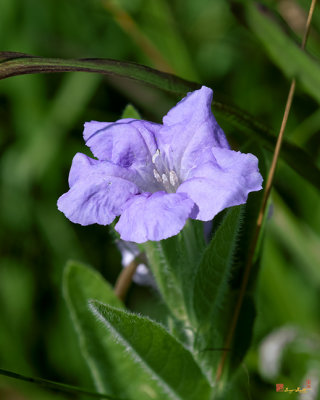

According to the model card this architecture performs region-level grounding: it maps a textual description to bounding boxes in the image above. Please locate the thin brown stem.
[215,0,317,383]
[114,254,145,301]
[301,0,318,49]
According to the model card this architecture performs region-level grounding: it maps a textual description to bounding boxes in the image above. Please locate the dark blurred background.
[0,0,320,399]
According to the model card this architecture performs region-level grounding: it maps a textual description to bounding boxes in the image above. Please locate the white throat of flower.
[152,149,179,193]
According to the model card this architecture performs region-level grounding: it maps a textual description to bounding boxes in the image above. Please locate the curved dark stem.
[0,368,125,399]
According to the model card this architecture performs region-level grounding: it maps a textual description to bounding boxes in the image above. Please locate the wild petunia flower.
[58,86,263,243]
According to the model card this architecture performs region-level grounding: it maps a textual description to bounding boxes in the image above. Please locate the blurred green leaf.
[270,193,320,285]
[90,300,212,400]
[132,0,200,80]
[64,260,179,400]
[121,104,142,119]
[258,235,318,330]
[244,2,320,104]
[8,72,100,185]
[290,108,320,146]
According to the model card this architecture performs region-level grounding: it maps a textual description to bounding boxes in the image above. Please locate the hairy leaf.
[193,206,243,327]
[141,220,206,326]
[63,261,179,400]
[191,206,245,381]
[90,300,212,400]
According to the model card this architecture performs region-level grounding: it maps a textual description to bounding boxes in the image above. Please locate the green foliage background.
[0,0,319,398]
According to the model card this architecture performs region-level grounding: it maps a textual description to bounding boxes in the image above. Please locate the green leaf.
[141,220,206,326]
[142,239,187,322]
[1,51,320,191]
[11,72,101,184]
[244,2,320,104]
[221,147,266,375]
[63,260,184,400]
[0,51,199,94]
[195,146,266,380]
[121,104,142,120]
[193,206,243,328]
[192,148,266,379]
[229,293,256,371]
[63,261,124,396]
[191,206,244,381]
[89,300,212,400]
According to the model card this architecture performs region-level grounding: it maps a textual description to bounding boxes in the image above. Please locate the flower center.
[151,149,179,193]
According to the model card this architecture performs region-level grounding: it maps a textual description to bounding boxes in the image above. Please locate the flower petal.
[83,118,160,167]
[158,86,229,178]
[68,152,99,186]
[115,192,196,243]
[177,148,263,221]
[57,153,139,225]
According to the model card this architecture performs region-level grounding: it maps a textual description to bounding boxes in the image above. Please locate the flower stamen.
[153,169,162,183]
[169,170,179,187]
[152,149,160,164]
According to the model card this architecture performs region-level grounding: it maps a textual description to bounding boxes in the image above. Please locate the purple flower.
[58,86,263,243]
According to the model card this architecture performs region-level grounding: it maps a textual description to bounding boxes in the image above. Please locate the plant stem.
[0,368,123,399]
[114,254,145,301]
